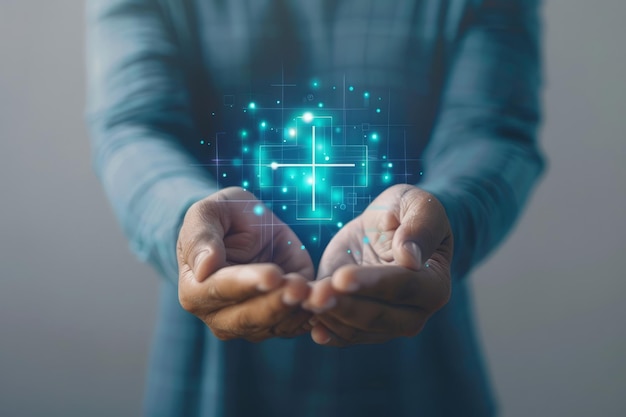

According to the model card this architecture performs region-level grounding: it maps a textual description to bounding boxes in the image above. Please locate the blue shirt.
[86,1,545,416]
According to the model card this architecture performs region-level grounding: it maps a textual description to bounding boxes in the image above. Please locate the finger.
[330,264,449,311]
[323,294,424,336]
[310,320,390,347]
[301,277,337,314]
[178,193,230,282]
[179,264,285,313]
[210,273,312,340]
[270,226,315,280]
[317,220,361,279]
[392,187,452,270]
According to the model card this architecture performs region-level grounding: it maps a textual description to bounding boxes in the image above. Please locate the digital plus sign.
[259,113,368,220]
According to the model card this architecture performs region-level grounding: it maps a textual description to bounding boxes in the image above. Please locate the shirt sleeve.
[85,0,217,282]
[419,0,546,280]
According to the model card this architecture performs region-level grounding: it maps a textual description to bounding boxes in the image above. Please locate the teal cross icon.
[259,113,368,221]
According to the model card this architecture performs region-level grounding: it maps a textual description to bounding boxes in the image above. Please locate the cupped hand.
[303,184,453,347]
[177,187,315,342]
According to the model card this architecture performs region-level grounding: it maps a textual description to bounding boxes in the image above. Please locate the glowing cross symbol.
[259,114,367,221]
[269,126,356,212]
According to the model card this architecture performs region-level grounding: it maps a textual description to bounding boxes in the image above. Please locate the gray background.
[1,0,624,416]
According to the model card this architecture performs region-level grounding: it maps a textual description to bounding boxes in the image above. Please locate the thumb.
[178,201,227,282]
[392,191,450,271]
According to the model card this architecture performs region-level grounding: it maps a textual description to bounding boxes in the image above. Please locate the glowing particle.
[270,162,279,170]
[242,181,249,188]
[349,86,354,92]
[222,173,227,178]
[307,177,314,185]
[289,128,297,137]
[312,236,318,242]
[200,140,205,145]
[325,156,330,161]
[287,241,292,245]
[302,112,314,123]
[420,171,423,176]
[347,249,351,254]
[249,102,256,109]
[376,108,381,113]
[388,163,393,168]
[371,133,379,141]
[363,237,370,244]
[337,222,343,228]
[253,205,264,216]
[364,92,370,98]
[260,121,267,128]
[243,147,249,153]
[282,205,287,210]
[276,100,281,104]
[382,155,387,159]
[301,245,306,250]
[318,102,324,108]
[313,81,319,88]
[282,187,288,193]
[241,130,248,138]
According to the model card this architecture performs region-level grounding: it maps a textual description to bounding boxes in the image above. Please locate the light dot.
[312,236,318,242]
[253,205,264,216]
[222,173,227,178]
[282,187,288,193]
[325,156,330,161]
[337,222,343,228]
[371,133,378,140]
[282,205,287,210]
[307,177,314,185]
[289,128,297,137]
[376,108,381,113]
[287,241,292,245]
[364,92,370,98]
[363,237,370,244]
[249,102,256,109]
[260,121,267,128]
[388,163,393,168]
[276,100,281,104]
[302,112,314,123]
[270,162,279,170]
[313,81,319,88]
[243,147,249,153]
[318,102,324,108]
[382,155,387,159]
[420,171,423,176]
[200,140,205,145]
[349,86,354,92]
[242,181,249,188]
[301,245,306,250]
[347,249,351,254]
[241,130,248,138]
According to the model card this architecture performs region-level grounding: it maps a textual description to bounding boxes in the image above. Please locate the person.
[86,0,545,416]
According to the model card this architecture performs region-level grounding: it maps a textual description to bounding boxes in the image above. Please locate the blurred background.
[1,1,624,416]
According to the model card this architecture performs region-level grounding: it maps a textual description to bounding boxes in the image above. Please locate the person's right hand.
[177,187,315,342]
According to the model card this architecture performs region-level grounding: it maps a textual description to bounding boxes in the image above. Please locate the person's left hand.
[302,184,453,347]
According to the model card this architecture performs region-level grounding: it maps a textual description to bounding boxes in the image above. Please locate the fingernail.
[403,242,422,266]
[282,292,301,306]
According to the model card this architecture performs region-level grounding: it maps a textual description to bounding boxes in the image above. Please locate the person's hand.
[303,184,453,347]
[177,187,315,342]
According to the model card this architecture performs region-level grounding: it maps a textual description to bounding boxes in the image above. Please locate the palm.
[318,187,406,278]
[213,188,315,280]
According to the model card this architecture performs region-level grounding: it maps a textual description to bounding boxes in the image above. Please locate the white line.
[268,163,356,168]
[312,125,316,212]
